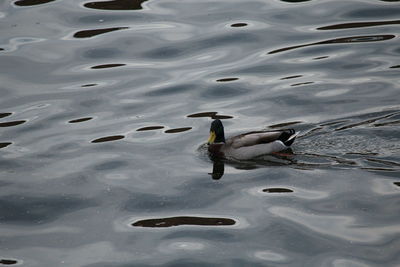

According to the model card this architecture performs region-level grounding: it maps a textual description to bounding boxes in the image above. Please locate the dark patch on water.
[81,83,98,87]
[73,27,129,38]
[0,113,12,119]
[230,23,248,27]
[280,0,311,2]
[0,259,18,265]
[0,142,12,149]
[291,82,314,87]
[187,112,233,119]
[280,75,302,80]
[268,34,395,54]
[213,115,234,119]
[132,216,236,228]
[14,0,55,6]
[91,135,125,143]
[136,126,164,131]
[91,63,125,69]
[68,117,93,123]
[313,56,329,60]
[390,65,400,68]
[263,188,294,193]
[187,112,218,118]
[394,182,400,187]
[0,120,26,127]
[318,20,400,30]
[84,0,148,10]
[216,78,239,82]
[165,127,192,133]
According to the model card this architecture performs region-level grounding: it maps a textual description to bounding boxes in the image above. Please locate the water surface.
[1,0,400,266]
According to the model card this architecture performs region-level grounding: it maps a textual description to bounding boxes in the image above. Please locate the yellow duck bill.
[207,131,216,144]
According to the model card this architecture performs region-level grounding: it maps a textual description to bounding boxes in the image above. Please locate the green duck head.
[208,119,226,144]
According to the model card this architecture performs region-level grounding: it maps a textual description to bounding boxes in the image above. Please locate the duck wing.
[229,130,295,149]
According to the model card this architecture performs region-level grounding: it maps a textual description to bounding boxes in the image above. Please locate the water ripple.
[269,34,395,54]
[2,0,400,265]
[318,20,400,30]
[269,206,398,243]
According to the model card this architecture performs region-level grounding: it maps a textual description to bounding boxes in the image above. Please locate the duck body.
[207,119,297,160]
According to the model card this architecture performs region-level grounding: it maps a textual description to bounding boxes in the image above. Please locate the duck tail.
[278,129,298,146]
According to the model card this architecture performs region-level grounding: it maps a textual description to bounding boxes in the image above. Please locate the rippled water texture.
[1,0,400,266]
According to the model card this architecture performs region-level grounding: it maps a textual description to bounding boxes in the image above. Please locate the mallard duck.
[207,119,298,160]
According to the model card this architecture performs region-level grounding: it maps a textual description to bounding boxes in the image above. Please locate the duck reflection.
[208,149,296,180]
[208,156,225,180]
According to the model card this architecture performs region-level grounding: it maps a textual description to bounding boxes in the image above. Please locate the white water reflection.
[269,206,400,243]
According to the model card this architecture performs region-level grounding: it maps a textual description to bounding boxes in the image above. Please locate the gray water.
[1,0,400,266]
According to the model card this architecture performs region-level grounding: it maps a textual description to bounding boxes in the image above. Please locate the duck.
[207,119,298,160]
